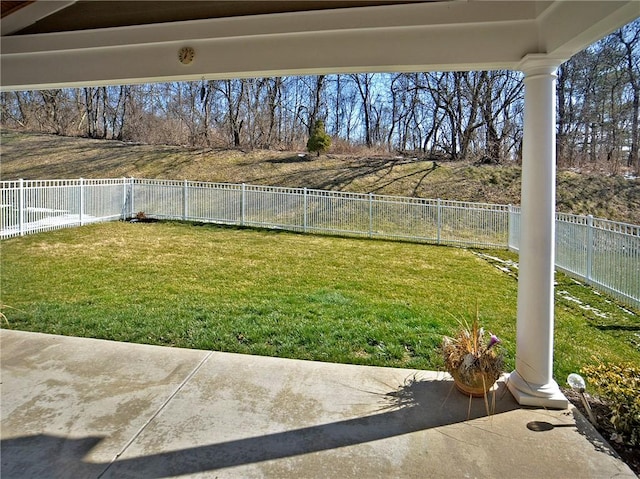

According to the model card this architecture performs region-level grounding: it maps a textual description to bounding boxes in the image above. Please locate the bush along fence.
[1,177,638,309]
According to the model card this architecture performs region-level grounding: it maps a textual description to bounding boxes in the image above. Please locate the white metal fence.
[1,177,638,309]
[0,178,126,237]
[504,207,638,310]
[127,180,511,247]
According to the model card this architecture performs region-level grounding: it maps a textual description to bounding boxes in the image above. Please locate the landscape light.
[567,373,596,425]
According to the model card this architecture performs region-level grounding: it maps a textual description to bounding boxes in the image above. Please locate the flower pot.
[451,369,496,397]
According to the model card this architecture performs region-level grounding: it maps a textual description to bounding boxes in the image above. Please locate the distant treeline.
[1,20,638,171]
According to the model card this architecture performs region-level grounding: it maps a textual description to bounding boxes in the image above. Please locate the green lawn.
[1,221,638,381]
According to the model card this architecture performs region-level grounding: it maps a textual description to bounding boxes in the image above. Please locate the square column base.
[507,371,569,409]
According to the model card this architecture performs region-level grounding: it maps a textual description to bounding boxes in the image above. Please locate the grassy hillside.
[2,129,639,224]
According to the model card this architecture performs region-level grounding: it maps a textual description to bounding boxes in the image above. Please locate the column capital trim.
[518,53,566,77]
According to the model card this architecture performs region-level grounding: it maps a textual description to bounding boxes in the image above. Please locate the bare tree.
[215,79,246,148]
[616,22,640,170]
[351,73,374,147]
[1,20,637,172]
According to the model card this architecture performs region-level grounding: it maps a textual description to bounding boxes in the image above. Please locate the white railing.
[1,177,638,309]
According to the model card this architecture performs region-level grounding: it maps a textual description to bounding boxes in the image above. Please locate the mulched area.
[562,388,639,476]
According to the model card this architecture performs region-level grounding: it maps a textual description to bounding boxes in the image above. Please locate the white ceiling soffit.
[1,0,638,91]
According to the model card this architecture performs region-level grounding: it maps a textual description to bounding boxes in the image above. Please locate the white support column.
[507,54,568,409]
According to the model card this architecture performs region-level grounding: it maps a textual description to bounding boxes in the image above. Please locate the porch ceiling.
[1,0,638,91]
[0,1,431,34]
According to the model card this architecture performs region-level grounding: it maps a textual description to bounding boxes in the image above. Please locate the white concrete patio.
[1,329,635,478]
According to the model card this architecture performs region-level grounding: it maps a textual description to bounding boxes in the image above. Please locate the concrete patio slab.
[1,330,210,478]
[1,329,635,478]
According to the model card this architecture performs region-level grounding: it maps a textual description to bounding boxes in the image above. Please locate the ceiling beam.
[0,1,637,91]
[0,1,537,90]
[539,0,639,58]
[0,0,76,35]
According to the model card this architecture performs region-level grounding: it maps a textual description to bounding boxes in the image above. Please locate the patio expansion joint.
[95,350,214,479]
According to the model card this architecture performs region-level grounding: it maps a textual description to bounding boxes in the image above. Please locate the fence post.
[129,177,135,219]
[79,178,84,226]
[121,178,127,220]
[18,178,25,236]
[586,214,594,281]
[241,183,246,226]
[437,198,442,245]
[183,179,188,221]
[303,187,308,233]
[369,192,374,238]
[507,204,513,249]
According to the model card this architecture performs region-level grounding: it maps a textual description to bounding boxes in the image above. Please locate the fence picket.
[19,178,24,236]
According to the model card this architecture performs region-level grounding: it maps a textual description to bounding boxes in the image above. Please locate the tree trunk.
[617,26,640,170]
